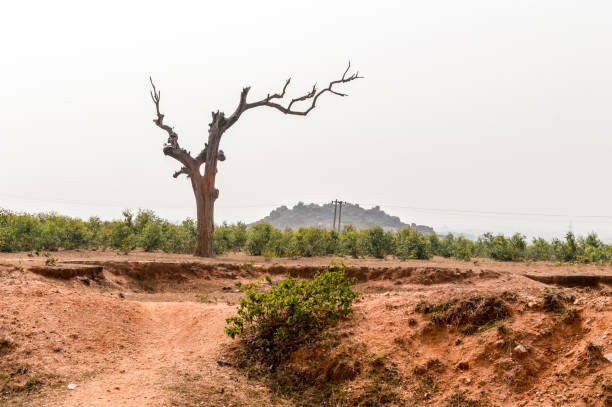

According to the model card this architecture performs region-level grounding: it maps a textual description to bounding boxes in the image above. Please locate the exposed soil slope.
[0,251,610,406]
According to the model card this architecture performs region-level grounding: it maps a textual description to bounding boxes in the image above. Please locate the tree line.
[1,209,611,263]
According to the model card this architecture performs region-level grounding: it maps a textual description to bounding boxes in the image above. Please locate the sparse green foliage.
[43,252,57,266]
[225,262,359,365]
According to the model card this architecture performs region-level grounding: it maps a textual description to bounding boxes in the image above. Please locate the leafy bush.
[363,226,395,259]
[455,237,473,261]
[140,222,163,252]
[427,233,441,254]
[339,225,364,258]
[245,222,280,256]
[214,221,248,254]
[110,223,136,253]
[225,262,360,365]
[291,227,335,257]
[527,237,553,261]
[162,219,197,253]
[436,233,455,258]
[492,234,525,261]
[263,228,295,257]
[395,227,432,260]
[473,232,525,261]
[439,235,473,261]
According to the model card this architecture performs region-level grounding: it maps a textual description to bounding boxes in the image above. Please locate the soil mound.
[416,294,511,335]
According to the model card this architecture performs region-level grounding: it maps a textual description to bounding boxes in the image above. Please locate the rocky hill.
[253,202,435,234]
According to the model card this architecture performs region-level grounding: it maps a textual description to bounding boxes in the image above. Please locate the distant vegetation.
[1,208,612,263]
[256,202,435,235]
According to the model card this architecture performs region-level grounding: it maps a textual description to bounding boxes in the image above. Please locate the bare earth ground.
[0,250,610,406]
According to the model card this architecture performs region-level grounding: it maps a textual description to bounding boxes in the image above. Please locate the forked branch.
[150,77,197,173]
[224,62,363,131]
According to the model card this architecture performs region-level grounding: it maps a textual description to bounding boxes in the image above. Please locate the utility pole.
[337,200,343,233]
[332,200,338,230]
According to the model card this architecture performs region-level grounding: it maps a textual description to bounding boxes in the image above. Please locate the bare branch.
[266,78,291,101]
[223,87,251,131]
[243,62,362,117]
[172,166,191,178]
[150,77,197,170]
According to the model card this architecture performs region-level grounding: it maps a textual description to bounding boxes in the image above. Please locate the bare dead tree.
[150,63,362,257]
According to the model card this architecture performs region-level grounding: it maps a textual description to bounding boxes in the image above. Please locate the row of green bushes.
[223,221,612,263]
[1,208,611,263]
[230,222,472,260]
[0,209,197,254]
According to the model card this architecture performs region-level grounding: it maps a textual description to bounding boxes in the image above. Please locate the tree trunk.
[192,169,216,257]
[191,119,223,258]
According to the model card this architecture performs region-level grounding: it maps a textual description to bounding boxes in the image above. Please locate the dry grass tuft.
[446,390,489,407]
[415,295,511,335]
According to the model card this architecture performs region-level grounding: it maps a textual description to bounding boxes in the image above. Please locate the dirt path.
[55,301,234,407]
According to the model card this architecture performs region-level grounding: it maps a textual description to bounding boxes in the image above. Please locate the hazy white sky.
[2,0,612,240]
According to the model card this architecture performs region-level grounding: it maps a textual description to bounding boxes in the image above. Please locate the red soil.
[0,250,610,406]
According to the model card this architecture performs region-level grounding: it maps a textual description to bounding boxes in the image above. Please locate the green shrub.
[434,234,472,260]
[245,222,280,256]
[527,237,553,261]
[214,222,234,254]
[395,227,432,260]
[560,231,578,262]
[140,222,163,252]
[232,221,248,249]
[473,232,525,261]
[85,216,104,249]
[214,221,248,254]
[162,219,197,253]
[451,236,473,261]
[428,233,441,254]
[109,223,136,253]
[291,227,334,257]
[225,262,360,365]
[264,228,295,257]
[339,225,364,258]
[363,226,395,259]
[38,218,62,251]
[436,234,455,258]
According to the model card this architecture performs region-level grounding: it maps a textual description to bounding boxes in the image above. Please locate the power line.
[362,203,612,220]
[0,193,282,210]
[3,192,612,221]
